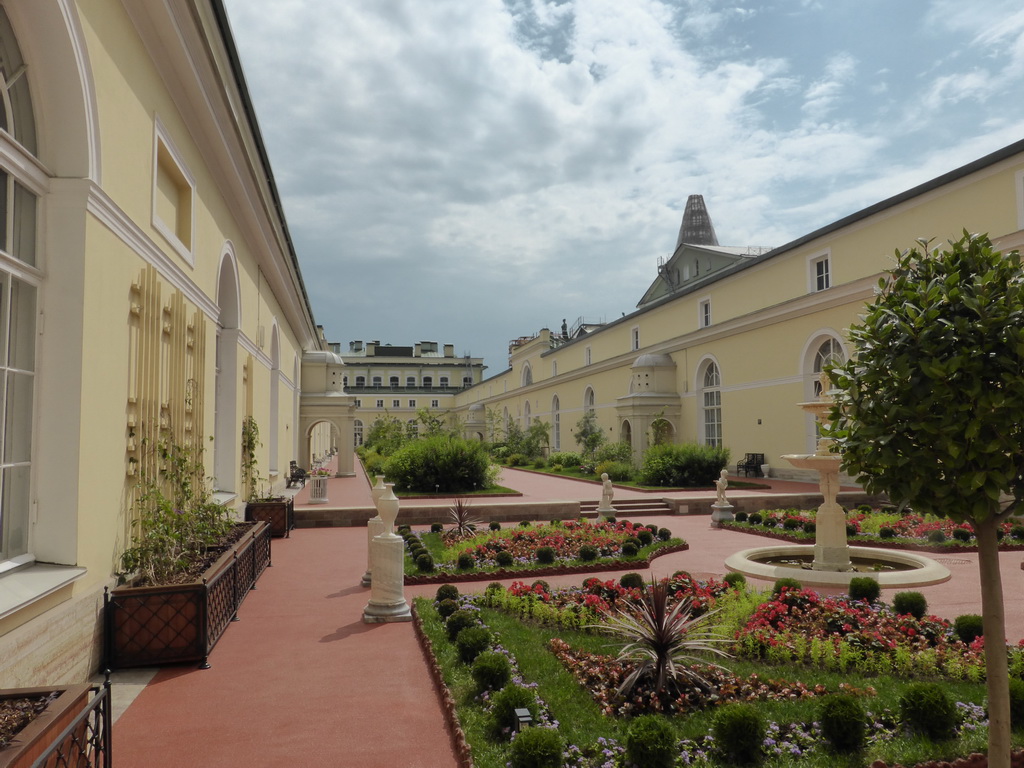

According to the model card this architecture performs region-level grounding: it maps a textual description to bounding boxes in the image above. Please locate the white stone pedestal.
[596,503,616,521]
[309,475,328,504]
[361,476,388,587]
[362,533,412,623]
[710,502,734,528]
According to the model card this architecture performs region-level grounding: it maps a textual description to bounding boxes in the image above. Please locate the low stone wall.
[295,499,582,528]
[661,491,888,516]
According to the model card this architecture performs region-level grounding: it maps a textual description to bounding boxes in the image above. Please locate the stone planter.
[245,496,294,538]
[105,521,271,670]
[0,684,92,768]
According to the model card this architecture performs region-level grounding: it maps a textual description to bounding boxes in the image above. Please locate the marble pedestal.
[710,502,734,527]
[360,515,385,587]
[596,503,616,521]
[362,533,412,623]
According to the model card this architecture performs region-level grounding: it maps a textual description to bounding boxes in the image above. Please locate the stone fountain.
[724,374,951,588]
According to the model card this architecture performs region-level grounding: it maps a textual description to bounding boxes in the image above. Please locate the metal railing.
[30,681,112,768]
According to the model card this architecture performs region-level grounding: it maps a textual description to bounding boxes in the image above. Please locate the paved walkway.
[112,464,1024,767]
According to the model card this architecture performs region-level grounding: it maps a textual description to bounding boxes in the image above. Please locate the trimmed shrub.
[952,527,972,542]
[621,541,639,557]
[445,609,477,641]
[802,521,817,535]
[472,650,511,691]
[457,553,475,571]
[490,685,537,736]
[485,582,504,596]
[892,591,928,620]
[436,585,460,606]
[397,525,412,535]
[638,442,730,488]
[595,460,633,482]
[496,550,514,567]
[879,526,896,539]
[782,517,802,530]
[535,546,556,565]
[531,580,550,592]
[624,714,677,768]
[927,529,947,544]
[596,441,634,464]
[712,703,765,765]
[646,524,659,533]
[415,553,434,572]
[636,528,654,546]
[846,523,858,536]
[773,577,802,596]
[436,598,460,620]
[430,522,443,533]
[489,521,502,531]
[734,511,748,522]
[1011,524,1024,540]
[818,694,867,752]
[532,457,547,469]
[547,451,582,467]
[1009,677,1024,731]
[605,515,617,524]
[954,613,984,644]
[723,572,747,589]
[508,726,563,768]
[578,544,598,562]
[848,576,881,603]
[518,520,531,528]
[507,453,527,467]
[899,682,960,740]
[657,527,672,541]
[383,435,493,493]
[748,513,763,525]
[455,625,491,663]
[619,572,645,590]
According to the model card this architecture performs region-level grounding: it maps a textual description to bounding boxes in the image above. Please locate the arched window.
[552,395,560,451]
[521,364,533,387]
[523,401,531,427]
[353,419,364,447]
[439,376,449,388]
[812,338,846,396]
[584,387,595,415]
[371,376,382,386]
[700,361,722,447]
[406,375,415,387]
[423,376,433,388]
[355,375,365,387]
[389,376,399,387]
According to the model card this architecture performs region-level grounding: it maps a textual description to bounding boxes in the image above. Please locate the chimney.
[443,344,454,357]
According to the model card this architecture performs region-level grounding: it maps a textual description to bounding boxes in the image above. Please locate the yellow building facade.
[455,142,1024,477]
[0,0,351,687]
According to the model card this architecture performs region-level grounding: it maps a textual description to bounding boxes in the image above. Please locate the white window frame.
[631,325,640,351]
[698,298,711,328]
[584,346,592,366]
[408,399,416,408]
[376,399,384,408]
[152,118,196,266]
[431,399,439,408]
[808,251,831,292]
[698,360,723,448]
[392,399,400,408]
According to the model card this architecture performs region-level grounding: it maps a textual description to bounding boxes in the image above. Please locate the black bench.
[286,461,308,488]
[736,453,765,477]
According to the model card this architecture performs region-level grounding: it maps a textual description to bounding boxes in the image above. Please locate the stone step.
[579,498,675,516]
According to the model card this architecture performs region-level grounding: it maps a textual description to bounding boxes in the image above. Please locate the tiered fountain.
[725,374,950,588]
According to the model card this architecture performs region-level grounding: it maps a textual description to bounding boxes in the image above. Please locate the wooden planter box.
[245,497,294,538]
[105,521,272,670]
[0,685,91,768]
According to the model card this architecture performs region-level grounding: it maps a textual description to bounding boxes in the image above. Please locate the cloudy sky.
[222,0,1024,374]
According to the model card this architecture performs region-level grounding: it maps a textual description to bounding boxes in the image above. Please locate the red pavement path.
[114,464,1024,767]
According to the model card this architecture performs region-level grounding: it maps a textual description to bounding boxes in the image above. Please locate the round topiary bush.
[748,512,763,525]
[624,714,677,768]
[436,583,460,602]
[518,520,531,528]
[445,609,477,641]
[879,526,896,539]
[430,522,443,533]
[1011,525,1024,540]
[636,529,654,546]
[1009,677,1024,731]
[899,682,960,740]
[734,511,748,522]
[533,457,547,469]
[436,598,460,620]
[397,525,412,535]
[508,726,563,768]
[485,581,504,596]
[892,591,928,620]
[952,527,972,542]
[535,546,556,565]
[490,685,536,736]
[848,576,881,603]
[605,515,617,524]
[619,572,645,590]
[773,577,802,596]
[578,544,598,562]
[723,571,747,589]
[457,552,475,571]
[818,693,867,752]
[489,521,502,531]
[471,650,511,691]
[927,529,947,544]
[846,522,858,536]
[782,517,802,530]
[531,579,550,593]
[954,613,984,644]
[657,527,672,541]
[621,542,639,558]
[415,553,434,572]
[456,625,491,663]
[802,521,817,535]
[496,550,514,567]
[712,702,765,766]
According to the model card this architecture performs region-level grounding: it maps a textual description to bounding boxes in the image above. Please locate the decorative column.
[361,475,387,587]
[362,486,412,623]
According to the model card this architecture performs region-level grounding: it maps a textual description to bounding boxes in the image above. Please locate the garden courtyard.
[109,463,1024,767]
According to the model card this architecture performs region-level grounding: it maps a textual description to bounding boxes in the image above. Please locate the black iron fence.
[30,681,111,768]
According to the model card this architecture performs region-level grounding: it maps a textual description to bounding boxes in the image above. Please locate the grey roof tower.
[675,194,719,248]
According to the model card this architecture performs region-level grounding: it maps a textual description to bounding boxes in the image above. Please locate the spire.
[676,194,719,248]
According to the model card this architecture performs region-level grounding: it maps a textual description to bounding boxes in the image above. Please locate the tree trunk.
[974,515,1010,768]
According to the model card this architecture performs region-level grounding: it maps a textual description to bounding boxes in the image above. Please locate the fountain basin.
[725,544,951,588]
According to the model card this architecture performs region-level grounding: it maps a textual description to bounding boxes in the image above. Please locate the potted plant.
[105,434,271,670]
[0,684,94,768]
[240,417,294,537]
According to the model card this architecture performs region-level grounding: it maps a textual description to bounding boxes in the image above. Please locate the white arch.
[521,363,533,387]
[268,321,281,473]
[583,386,595,414]
[695,355,723,447]
[551,394,560,451]
[215,243,241,328]
[799,329,848,450]
[213,244,241,491]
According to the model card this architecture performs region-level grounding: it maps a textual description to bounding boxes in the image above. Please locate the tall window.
[355,375,365,386]
[631,326,640,351]
[0,11,38,562]
[701,362,722,447]
[423,376,432,388]
[552,395,560,450]
[699,299,712,328]
[353,420,364,447]
[439,376,449,387]
[811,254,831,292]
[584,346,592,366]
[406,376,415,387]
[813,338,845,396]
[521,364,532,386]
[523,401,531,427]
[585,387,595,415]
[389,376,399,387]
[372,376,381,386]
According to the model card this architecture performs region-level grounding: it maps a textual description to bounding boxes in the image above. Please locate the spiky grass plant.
[448,497,482,536]
[594,579,732,701]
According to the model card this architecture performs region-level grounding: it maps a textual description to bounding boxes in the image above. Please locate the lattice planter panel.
[244,497,294,538]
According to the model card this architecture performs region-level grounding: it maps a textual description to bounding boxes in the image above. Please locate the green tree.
[828,232,1023,768]
[573,411,606,457]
